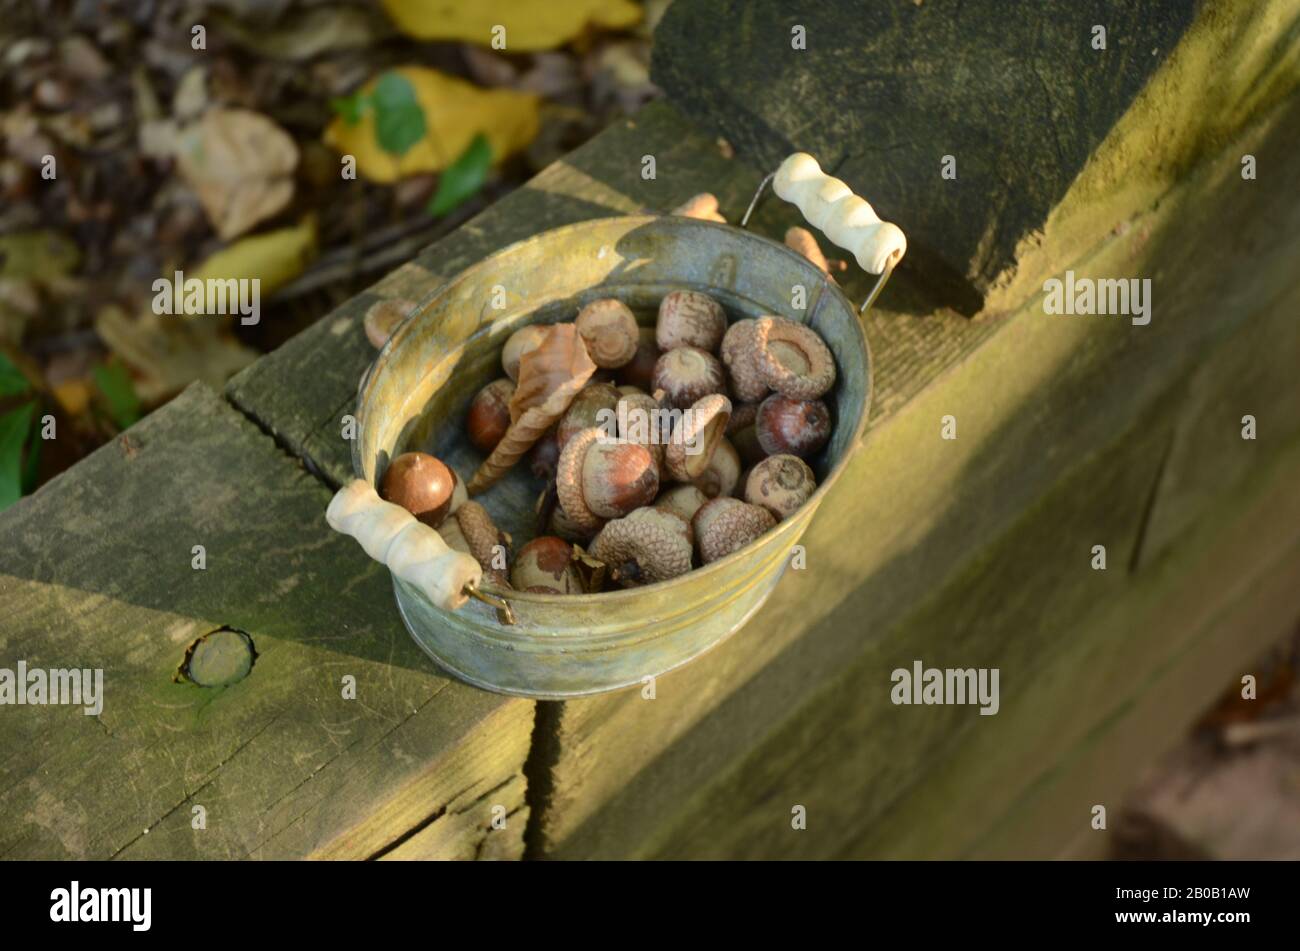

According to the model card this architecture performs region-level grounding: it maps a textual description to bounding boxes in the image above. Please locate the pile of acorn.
[377,289,838,598]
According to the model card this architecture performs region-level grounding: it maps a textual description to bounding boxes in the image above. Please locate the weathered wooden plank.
[651,0,1199,309]
[532,86,1300,857]
[0,385,532,859]
[980,517,1300,861]
[227,99,989,488]
[856,262,1300,859]
[832,431,1300,861]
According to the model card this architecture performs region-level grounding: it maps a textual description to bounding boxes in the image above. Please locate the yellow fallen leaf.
[190,216,317,294]
[323,67,540,184]
[382,0,641,50]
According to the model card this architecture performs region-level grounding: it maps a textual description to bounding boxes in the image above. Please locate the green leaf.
[0,351,31,398]
[370,71,426,157]
[93,363,141,430]
[0,401,36,512]
[330,91,371,126]
[428,133,492,217]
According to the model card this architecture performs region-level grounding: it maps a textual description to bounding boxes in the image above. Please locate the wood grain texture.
[984,506,1300,861]
[0,385,532,860]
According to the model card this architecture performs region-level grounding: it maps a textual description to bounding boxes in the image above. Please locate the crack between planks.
[520,700,564,861]
[221,388,337,490]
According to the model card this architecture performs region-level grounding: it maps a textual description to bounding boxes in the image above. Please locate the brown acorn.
[581,440,659,518]
[529,426,561,480]
[557,381,621,450]
[511,536,584,594]
[379,452,457,528]
[576,299,639,368]
[756,395,831,458]
[467,378,515,454]
[744,454,817,520]
[657,290,727,352]
[652,346,725,409]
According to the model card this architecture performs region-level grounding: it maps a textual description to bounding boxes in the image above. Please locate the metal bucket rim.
[353,214,874,609]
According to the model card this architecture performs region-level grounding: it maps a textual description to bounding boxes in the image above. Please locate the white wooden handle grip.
[326,479,481,612]
[773,153,907,275]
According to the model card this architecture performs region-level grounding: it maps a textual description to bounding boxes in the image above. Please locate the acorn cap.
[438,514,472,554]
[693,436,741,499]
[744,454,816,521]
[664,393,731,482]
[753,316,836,400]
[591,506,693,587]
[576,299,640,368]
[720,319,770,403]
[693,497,777,564]
[454,500,511,588]
[555,427,607,535]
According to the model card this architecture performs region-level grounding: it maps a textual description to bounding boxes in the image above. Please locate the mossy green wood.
[0,385,532,860]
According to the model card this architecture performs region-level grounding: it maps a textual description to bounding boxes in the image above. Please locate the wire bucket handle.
[740,152,907,316]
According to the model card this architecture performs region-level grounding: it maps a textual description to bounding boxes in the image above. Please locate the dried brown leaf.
[176,108,298,240]
[508,323,597,424]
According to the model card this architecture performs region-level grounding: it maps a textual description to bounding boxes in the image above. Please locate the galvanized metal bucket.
[349,158,902,698]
